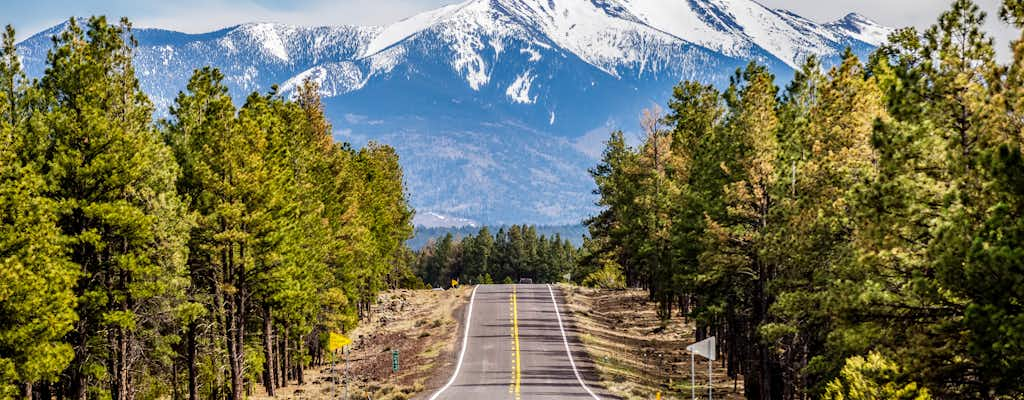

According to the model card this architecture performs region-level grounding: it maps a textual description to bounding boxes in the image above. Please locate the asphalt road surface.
[426,284,612,400]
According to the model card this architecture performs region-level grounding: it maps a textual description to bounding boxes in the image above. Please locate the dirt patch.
[252,287,471,400]
[561,285,744,400]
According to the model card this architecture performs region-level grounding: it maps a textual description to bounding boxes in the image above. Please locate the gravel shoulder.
[559,285,745,400]
[252,287,472,400]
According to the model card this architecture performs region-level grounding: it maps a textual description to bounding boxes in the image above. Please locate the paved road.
[427,284,610,400]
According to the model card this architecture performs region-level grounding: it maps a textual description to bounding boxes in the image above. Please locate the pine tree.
[851,2,1007,396]
[702,63,781,400]
[39,17,190,400]
[662,80,728,349]
[583,131,642,286]
[765,51,887,396]
[923,1,1024,395]
[164,66,236,400]
[0,24,78,400]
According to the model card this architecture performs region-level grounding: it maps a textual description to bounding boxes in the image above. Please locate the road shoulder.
[559,285,744,400]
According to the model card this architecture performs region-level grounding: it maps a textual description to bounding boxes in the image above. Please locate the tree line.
[0,17,413,400]
[581,0,1024,398]
[406,224,586,250]
[412,225,578,287]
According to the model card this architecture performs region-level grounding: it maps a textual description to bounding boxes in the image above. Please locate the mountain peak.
[826,12,892,46]
[837,12,875,25]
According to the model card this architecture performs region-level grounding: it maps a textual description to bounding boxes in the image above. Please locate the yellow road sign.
[328,332,352,352]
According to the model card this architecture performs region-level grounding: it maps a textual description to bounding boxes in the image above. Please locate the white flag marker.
[687,336,716,400]
[686,336,716,361]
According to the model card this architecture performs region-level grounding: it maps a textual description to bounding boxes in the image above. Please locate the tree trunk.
[186,322,198,400]
[273,335,281,388]
[116,327,129,400]
[38,381,52,400]
[225,245,244,400]
[276,337,285,387]
[262,304,275,397]
[281,325,290,387]
[295,336,305,385]
[230,293,245,400]
[172,358,180,400]
[72,365,85,400]
[226,296,239,400]
[107,330,117,400]
[213,265,227,400]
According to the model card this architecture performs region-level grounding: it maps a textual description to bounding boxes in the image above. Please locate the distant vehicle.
[519,278,533,284]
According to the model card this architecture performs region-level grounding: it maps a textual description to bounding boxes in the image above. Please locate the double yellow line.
[511,285,521,398]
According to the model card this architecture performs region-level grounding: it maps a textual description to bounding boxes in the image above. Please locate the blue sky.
[1,0,1017,58]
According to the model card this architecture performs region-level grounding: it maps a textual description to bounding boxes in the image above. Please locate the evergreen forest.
[0,17,414,400]
[581,1,1024,398]
[411,225,578,287]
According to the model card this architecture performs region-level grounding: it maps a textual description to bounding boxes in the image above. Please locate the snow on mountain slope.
[617,0,746,55]
[491,0,684,76]
[619,0,861,68]
[361,0,471,58]
[237,23,292,61]
[413,212,479,228]
[279,61,365,96]
[351,0,742,82]
[348,0,886,84]
[506,71,537,104]
[826,13,893,46]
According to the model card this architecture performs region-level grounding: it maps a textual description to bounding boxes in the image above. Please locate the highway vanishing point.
[425,284,614,400]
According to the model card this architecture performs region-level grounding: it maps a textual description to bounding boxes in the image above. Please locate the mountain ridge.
[16,0,893,227]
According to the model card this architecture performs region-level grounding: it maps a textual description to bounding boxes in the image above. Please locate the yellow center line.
[512,285,521,399]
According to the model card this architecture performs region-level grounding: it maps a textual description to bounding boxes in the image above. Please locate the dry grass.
[251,287,471,400]
[561,285,744,400]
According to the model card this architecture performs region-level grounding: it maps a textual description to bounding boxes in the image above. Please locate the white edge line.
[547,284,602,400]
[428,285,478,400]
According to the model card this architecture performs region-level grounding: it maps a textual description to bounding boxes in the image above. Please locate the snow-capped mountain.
[16,0,892,227]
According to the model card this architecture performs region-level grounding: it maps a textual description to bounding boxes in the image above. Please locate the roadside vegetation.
[0,17,415,400]
[562,285,743,400]
[579,0,1024,398]
[249,287,470,400]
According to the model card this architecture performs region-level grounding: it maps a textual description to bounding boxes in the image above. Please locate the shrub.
[582,262,626,289]
[823,352,931,400]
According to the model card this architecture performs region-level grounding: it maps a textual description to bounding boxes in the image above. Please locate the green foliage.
[0,16,412,400]
[583,1,1024,398]
[30,16,191,400]
[823,352,931,400]
[581,262,626,289]
[163,69,412,398]
[0,24,78,397]
[474,273,494,285]
[412,225,578,286]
